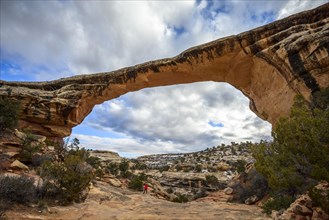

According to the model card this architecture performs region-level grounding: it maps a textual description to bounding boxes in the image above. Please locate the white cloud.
[277,0,327,19]
[83,82,272,154]
[2,0,326,80]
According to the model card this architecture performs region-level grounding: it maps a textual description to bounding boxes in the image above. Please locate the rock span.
[0,4,329,138]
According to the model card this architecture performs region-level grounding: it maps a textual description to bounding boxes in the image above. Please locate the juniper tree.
[252,88,329,194]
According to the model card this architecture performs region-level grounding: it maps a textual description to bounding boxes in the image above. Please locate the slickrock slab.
[6,181,270,220]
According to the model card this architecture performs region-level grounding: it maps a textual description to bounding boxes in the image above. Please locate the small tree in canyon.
[0,97,20,132]
[252,88,329,210]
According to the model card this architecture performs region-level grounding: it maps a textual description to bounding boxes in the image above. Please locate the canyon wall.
[0,4,328,138]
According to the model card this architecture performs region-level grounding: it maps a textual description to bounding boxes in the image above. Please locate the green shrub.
[183,167,189,172]
[130,160,147,170]
[172,193,188,203]
[40,154,93,204]
[0,175,37,203]
[128,173,147,191]
[107,162,119,176]
[192,189,208,200]
[95,168,104,178]
[128,177,143,191]
[159,165,170,172]
[205,175,219,185]
[311,87,329,110]
[86,156,101,169]
[121,170,133,179]
[0,97,20,132]
[119,159,129,173]
[38,180,61,200]
[235,160,247,173]
[166,188,174,194]
[251,91,329,194]
[262,195,295,215]
[175,164,182,171]
[37,200,48,211]
[195,164,202,172]
[31,153,54,167]
[231,147,237,155]
[20,133,43,164]
[53,141,67,161]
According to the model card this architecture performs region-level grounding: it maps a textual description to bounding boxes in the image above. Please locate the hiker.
[143,183,149,194]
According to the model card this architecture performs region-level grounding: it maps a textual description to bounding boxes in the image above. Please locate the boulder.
[224,187,233,195]
[31,134,47,143]
[277,182,329,220]
[217,162,230,171]
[102,175,122,187]
[108,178,122,187]
[10,160,29,170]
[271,210,280,220]
[245,195,259,205]
[14,129,27,140]
[47,146,55,151]
[0,146,21,160]
[4,151,20,158]
[228,166,268,203]
[293,204,313,216]
[149,178,170,200]
[312,207,329,220]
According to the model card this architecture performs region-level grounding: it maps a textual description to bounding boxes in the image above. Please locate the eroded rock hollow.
[1,4,329,138]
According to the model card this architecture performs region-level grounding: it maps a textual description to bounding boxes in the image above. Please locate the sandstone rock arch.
[1,4,329,138]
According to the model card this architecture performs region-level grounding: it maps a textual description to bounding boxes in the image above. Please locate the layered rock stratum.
[0,4,328,138]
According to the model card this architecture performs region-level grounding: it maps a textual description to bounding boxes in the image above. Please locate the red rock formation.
[0,3,328,138]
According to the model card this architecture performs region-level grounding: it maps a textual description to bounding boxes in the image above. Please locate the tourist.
[143,183,149,194]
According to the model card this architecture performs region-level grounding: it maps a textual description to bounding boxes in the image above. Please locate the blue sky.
[1,0,327,157]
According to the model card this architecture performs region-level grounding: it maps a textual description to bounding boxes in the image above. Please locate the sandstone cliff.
[0,4,328,138]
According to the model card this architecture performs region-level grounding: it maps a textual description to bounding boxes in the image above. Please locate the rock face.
[277,181,329,220]
[0,4,328,138]
[228,166,268,204]
[10,160,29,170]
[89,150,122,163]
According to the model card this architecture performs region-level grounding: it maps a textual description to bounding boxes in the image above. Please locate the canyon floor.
[6,181,270,220]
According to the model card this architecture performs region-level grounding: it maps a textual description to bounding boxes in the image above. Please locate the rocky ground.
[5,181,270,220]
[2,129,328,220]
[1,130,269,220]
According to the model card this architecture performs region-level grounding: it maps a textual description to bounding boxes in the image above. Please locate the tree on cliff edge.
[252,87,329,194]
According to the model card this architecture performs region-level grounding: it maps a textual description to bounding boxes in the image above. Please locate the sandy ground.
[6,181,270,220]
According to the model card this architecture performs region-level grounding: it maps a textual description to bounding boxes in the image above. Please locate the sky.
[1,0,327,157]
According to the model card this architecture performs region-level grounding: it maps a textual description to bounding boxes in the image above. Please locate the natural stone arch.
[0,4,328,138]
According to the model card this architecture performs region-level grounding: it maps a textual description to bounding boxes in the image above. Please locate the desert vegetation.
[251,87,329,213]
[0,98,98,214]
[0,97,20,132]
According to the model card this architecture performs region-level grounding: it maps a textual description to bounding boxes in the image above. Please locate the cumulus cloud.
[1,0,326,80]
[1,1,207,80]
[277,0,327,19]
[1,0,326,155]
[83,82,272,154]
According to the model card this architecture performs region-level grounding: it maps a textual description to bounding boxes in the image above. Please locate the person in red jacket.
[143,183,149,194]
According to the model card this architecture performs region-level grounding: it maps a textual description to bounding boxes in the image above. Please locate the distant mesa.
[0,3,328,138]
